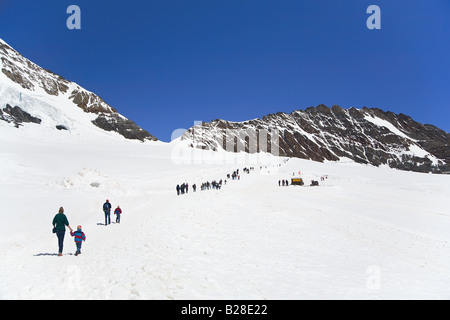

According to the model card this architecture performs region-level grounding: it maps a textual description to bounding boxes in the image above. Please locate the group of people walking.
[52,207,86,257]
[51,200,123,256]
[228,170,240,180]
[177,167,257,196]
[278,179,290,186]
[201,180,223,190]
[176,180,224,195]
[103,199,122,225]
[176,183,193,195]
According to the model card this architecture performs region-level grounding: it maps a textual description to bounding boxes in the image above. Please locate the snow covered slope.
[0,37,157,142]
[0,123,449,300]
[181,105,450,173]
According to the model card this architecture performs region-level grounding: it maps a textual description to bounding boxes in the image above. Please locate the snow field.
[1,126,450,299]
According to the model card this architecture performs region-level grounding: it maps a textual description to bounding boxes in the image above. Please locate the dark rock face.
[0,104,41,127]
[69,89,117,114]
[92,114,157,142]
[56,125,68,131]
[181,105,450,174]
[0,43,70,96]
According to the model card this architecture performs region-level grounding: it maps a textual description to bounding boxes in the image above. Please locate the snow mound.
[51,168,127,195]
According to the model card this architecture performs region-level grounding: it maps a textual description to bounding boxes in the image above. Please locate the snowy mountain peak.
[0,38,157,142]
[181,104,450,173]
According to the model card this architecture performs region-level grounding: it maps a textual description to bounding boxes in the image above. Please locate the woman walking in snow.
[52,207,73,256]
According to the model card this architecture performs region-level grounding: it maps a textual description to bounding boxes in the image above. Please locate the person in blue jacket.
[103,199,112,226]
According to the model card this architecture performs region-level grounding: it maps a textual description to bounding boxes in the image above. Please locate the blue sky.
[1,0,449,141]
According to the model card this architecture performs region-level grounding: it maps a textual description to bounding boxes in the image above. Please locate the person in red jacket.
[70,225,86,256]
[114,206,122,224]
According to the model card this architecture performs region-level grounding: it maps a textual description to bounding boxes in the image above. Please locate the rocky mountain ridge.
[181,105,450,173]
[0,38,157,142]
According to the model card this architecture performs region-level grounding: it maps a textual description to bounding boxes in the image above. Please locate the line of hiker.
[201,180,223,190]
[176,167,257,196]
[176,180,225,195]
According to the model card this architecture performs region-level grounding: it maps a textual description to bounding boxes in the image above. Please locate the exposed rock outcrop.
[181,105,450,173]
[0,38,157,142]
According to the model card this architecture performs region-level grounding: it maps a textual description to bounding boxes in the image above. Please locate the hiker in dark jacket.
[52,207,73,256]
[114,206,122,223]
[103,199,112,226]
